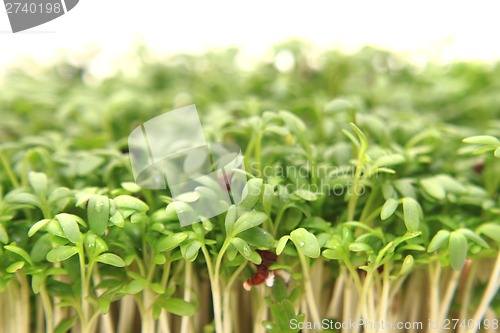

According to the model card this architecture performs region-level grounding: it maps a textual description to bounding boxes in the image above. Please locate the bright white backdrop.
[1,1,500,75]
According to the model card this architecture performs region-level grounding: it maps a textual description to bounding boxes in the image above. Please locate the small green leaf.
[293,189,318,201]
[380,198,398,220]
[348,242,373,253]
[121,182,141,193]
[180,240,201,262]
[290,228,320,258]
[449,231,468,271]
[279,110,306,134]
[239,178,263,209]
[96,253,126,267]
[150,282,164,294]
[31,234,53,262]
[477,223,500,242]
[114,195,149,212]
[276,236,290,255]
[420,178,445,200]
[232,211,268,236]
[175,192,200,203]
[428,230,451,252]
[47,246,78,263]
[224,205,238,235]
[399,255,414,276]
[238,227,274,248]
[54,316,78,333]
[28,219,51,237]
[463,135,499,145]
[262,184,274,215]
[28,171,48,197]
[55,213,80,243]
[231,237,261,264]
[0,224,9,244]
[155,233,188,252]
[6,261,25,273]
[458,229,489,248]
[322,248,343,260]
[88,195,110,236]
[161,298,197,316]
[402,197,421,231]
[4,244,33,265]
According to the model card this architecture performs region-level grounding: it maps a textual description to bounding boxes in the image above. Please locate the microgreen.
[0,43,499,333]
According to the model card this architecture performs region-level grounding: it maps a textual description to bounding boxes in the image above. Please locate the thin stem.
[428,261,441,326]
[438,269,461,324]
[0,151,19,188]
[297,251,321,325]
[180,261,193,333]
[77,242,91,333]
[347,152,366,221]
[39,281,54,333]
[467,252,500,333]
[378,264,391,327]
[223,261,248,333]
[459,264,477,333]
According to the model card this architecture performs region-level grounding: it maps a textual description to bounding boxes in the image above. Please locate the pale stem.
[467,252,500,333]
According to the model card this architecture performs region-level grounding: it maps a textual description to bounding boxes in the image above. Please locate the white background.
[1,1,500,76]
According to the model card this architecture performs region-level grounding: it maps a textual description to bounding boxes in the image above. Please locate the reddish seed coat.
[245,250,278,287]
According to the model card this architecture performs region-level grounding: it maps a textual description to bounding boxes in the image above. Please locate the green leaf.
[114,195,149,212]
[279,110,306,134]
[121,182,141,193]
[374,154,406,167]
[293,189,318,201]
[84,233,108,258]
[458,229,489,248]
[290,228,320,258]
[380,198,398,220]
[54,316,78,333]
[4,244,33,265]
[96,253,126,267]
[180,240,201,262]
[232,211,268,236]
[239,178,263,209]
[428,230,451,252]
[238,227,274,248]
[276,236,290,255]
[5,191,41,207]
[28,219,51,237]
[477,223,500,242]
[231,238,261,264]
[0,224,9,244]
[449,231,468,271]
[348,242,373,253]
[463,135,500,145]
[88,195,110,236]
[399,255,414,276]
[31,234,53,262]
[55,213,80,243]
[28,171,48,197]
[161,298,197,316]
[155,233,188,252]
[150,282,165,294]
[420,178,445,200]
[47,246,78,263]
[224,205,238,235]
[175,191,200,203]
[262,184,274,215]
[322,248,343,260]
[6,261,25,273]
[402,197,421,231]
